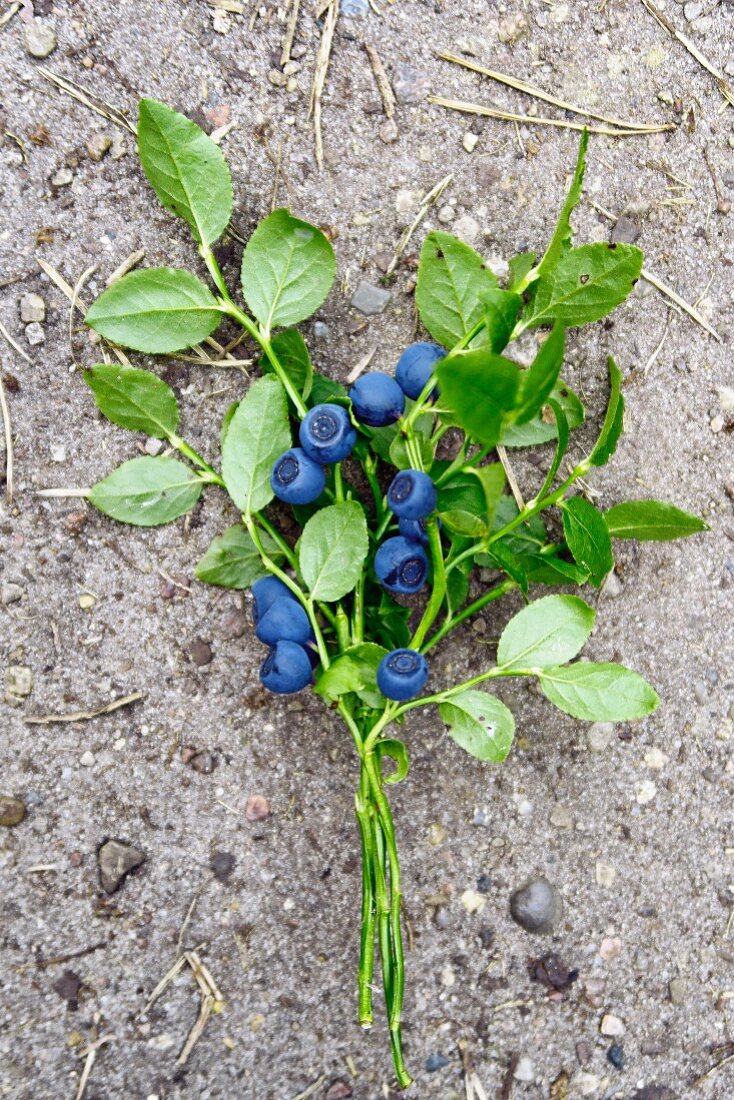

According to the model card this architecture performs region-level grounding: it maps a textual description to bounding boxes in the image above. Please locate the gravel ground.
[1,1,734,1098]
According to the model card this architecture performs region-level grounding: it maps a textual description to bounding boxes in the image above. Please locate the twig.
[177,884,205,954]
[364,42,396,118]
[496,444,525,511]
[693,1048,734,1086]
[703,146,732,213]
[36,486,91,498]
[25,691,143,726]
[75,1035,115,1100]
[0,320,32,364]
[38,68,136,134]
[280,0,301,68]
[385,172,453,277]
[642,317,671,373]
[309,0,339,170]
[639,0,734,107]
[347,345,377,383]
[429,95,674,136]
[0,370,13,502]
[438,52,670,132]
[290,1076,327,1100]
[105,249,146,286]
[0,3,21,29]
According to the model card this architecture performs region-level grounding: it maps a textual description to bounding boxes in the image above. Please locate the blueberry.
[255,596,314,646]
[398,516,442,546]
[395,341,445,400]
[374,535,428,594]
[271,448,326,505]
[251,576,297,624]
[349,372,405,427]
[377,648,429,701]
[299,403,356,464]
[387,469,437,520]
[260,640,314,694]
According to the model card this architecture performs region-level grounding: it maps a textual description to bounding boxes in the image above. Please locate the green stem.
[352,572,365,644]
[257,512,298,570]
[355,764,376,1027]
[410,519,447,650]
[362,453,384,522]
[336,604,351,651]
[334,462,345,502]
[422,578,515,653]
[169,434,224,484]
[222,300,308,419]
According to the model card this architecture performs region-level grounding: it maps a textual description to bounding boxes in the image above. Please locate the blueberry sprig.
[69,103,708,1088]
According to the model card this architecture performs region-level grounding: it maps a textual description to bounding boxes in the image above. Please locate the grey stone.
[188,637,213,667]
[51,167,73,188]
[611,215,640,245]
[19,293,46,324]
[24,20,57,58]
[350,280,391,316]
[1,583,23,605]
[587,721,615,752]
[5,666,33,697]
[509,877,563,934]
[313,320,329,341]
[392,64,431,105]
[87,133,113,161]
[25,322,45,346]
[514,1056,534,1081]
[452,214,480,243]
[98,839,146,893]
[0,796,26,827]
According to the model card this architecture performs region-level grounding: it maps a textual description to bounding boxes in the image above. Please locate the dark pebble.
[325,1081,352,1100]
[477,925,495,949]
[528,952,578,991]
[425,1053,449,1072]
[97,839,146,894]
[190,750,217,775]
[189,637,213,667]
[509,877,562,934]
[52,969,82,1008]
[611,214,641,245]
[608,1043,624,1069]
[210,850,235,883]
[0,795,26,827]
[476,874,492,894]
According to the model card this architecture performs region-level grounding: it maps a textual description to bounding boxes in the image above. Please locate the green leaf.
[86,269,222,354]
[367,414,433,465]
[484,541,529,595]
[389,429,434,471]
[535,398,569,500]
[299,501,369,602]
[416,230,498,348]
[220,400,239,449]
[526,243,643,328]
[195,524,282,588]
[137,98,233,247]
[539,662,659,721]
[562,496,614,588]
[221,376,291,516]
[497,594,595,671]
[315,643,388,707]
[537,129,588,277]
[525,553,589,587]
[376,738,410,784]
[604,500,708,541]
[259,328,313,401]
[88,456,202,526]
[241,208,336,331]
[83,364,179,438]
[446,559,472,612]
[468,463,505,529]
[501,383,584,448]
[483,288,522,352]
[507,251,536,292]
[589,356,624,468]
[491,496,548,555]
[514,322,566,425]
[437,347,520,448]
[309,373,348,407]
[439,690,515,763]
[437,473,489,538]
[364,587,412,650]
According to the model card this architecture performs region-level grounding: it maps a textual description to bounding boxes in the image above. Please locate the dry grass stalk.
[281,0,301,68]
[640,0,734,107]
[347,345,377,384]
[364,42,396,118]
[106,249,146,286]
[385,172,453,277]
[75,1035,115,1100]
[429,95,673,136]
[0,3,21,29]
[438,51,671,132]
[38,67,136,134]
[0,369,13,502]
[309,0,339,170]
[0,319,31,364]
[496,444,525,511]
[25,691,143,726]
[290,1076,327,1100]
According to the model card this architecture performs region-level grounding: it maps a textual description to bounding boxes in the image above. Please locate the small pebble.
[1,583,23,605]
[51,167,73,188]
[24,19,57,58]
[601,571,623,598]
[461,888,487,914]
[611,215,640,245]
[600,1013,625,1037]
[5,666,33,697]
[188,637,213,667]
[245,794,270,822]
[668,977,686,1004]
[550,804,573,829]
[144,437,164,456]
[19,292,45,323]
[437,205,456,224]
[462,132,479,153]
[350,280,391,316]
[210,850,235,883]
[635,779,657,805]
[97,838,145,893]
[340,0,369,15]
[87,134,113,161]
[425,1053,449,1072]
[25,322,45,346]
[600,936,622,961]
[80,751,95,768]
[325,1081,353,1100]
[313,320,329,342]
[684,1,703,18]
[509,877,562,934]
[575,1072,599,1096]
[694,681,709,705]
[644,747,667,770]
[392,63,431,105]
[452,214,480,244]
[190,750,216,775]
[587,722,615,753]
[440,964,455,987]
[379,119,399,144]
[0,796,26,827]
[514,1056,534,1082]
[427,822,445,846]
[595,861,617,888]
[607,1043,624,1069]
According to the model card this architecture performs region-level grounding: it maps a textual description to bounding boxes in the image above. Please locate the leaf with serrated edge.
[84,364,179,438]
[497,594,595,671]
[562,496,614,588]
[513,321,565,425]
[589,356,624,467]
[526,243,642,329]
[88,456,202,526]
[195,525,281,588]
[604,500,708,540]
[299,501,369,602]
[537,129,588,277]
[416,231,498,348]
[137,98,233,247]
[241,209,336,331]
[539,662,659,721]
[86,268,222,354]
[437,348,521,447]
[221,376,291,516]
[440,690,515,763]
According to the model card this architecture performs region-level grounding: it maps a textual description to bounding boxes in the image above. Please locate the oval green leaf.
[83,364,179,438]
[137,98,233,247]
[497,594,595,671]
[526,243,643,328]
[220,376,291,516]
[604,500,708,541]
[88,455,202,526]
[539,662,659,721]
[562,496,614,588]
[195,525,282,588]
[299,501,368,602]
[439,689,515,763]
[241,209,336,331]
[416,231,498,348]
[86,268,222,354]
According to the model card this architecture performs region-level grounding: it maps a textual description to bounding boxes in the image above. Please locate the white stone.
[24,20,57,58]
[635,779,657,805]
[440,964,455,988]
[595,861,617,888]
[513,1056,534,1081]
[80,751,96,767]
[19,293,45,323]
[600,1012,625,1037]
[462,132,479,153]
[587,722,615,752]
[644,747,668,770]
[25,322,45,346]
[460,888,487,914]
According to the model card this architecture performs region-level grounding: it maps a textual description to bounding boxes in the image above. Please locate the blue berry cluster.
[265,342,445,701]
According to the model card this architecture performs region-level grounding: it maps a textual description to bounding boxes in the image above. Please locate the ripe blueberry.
[387,469,437,520]
[251,575,297,624]
[271,447,326,505]
[260,640,314,694]
[299,403,356,464]
[374,535,428,594]
[255,596,314,647]
[395,341,444,400]
[349,372,405,427]
[398,516,441,546]
[377,648,429,701]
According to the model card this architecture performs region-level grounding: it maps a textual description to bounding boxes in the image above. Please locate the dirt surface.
[2,1,734,1097]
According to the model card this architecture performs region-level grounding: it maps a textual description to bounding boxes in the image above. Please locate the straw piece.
[428,95,673,136]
